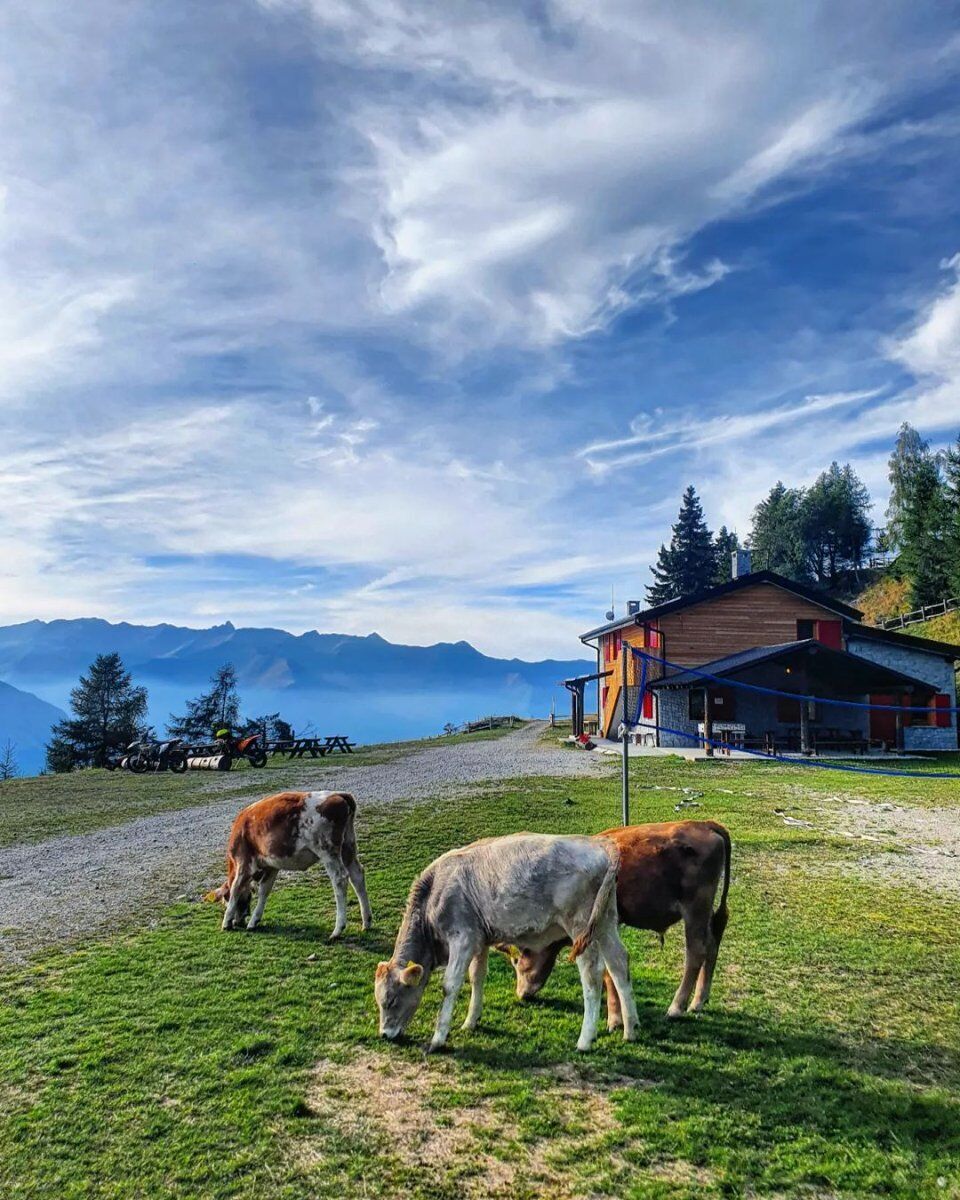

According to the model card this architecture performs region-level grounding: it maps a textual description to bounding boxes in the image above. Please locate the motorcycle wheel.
[248,750,267,768]
[168,750,188,774]
[130,754,149,774]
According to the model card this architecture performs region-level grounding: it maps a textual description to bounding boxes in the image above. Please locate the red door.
[870,694,898,745]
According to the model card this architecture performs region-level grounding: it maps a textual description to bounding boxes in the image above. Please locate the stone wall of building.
[846,636,958,751]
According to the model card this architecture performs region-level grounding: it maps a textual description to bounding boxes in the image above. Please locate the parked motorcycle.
[124,738,188,774]
[214,730,267,768]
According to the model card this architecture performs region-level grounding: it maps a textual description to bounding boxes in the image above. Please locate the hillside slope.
[0,681,66,775]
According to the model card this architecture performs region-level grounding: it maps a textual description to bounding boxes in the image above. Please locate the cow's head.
[497,942,564,1001]
[375,960,427,1040]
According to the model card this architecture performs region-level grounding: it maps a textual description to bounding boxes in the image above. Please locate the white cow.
[375,832,638,1052]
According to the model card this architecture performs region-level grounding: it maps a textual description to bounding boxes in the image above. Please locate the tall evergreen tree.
[168,664,242,740]
[46,653,149,772]
[801,462,872,587]
[750,482,809,580]
[712,526,740,585]
[887,423,934,550]
[646,485,716,604]
[944,430,960,598]
[884,423,951,605]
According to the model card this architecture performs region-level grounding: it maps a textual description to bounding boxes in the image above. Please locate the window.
[797,619,815,640]
[688,690,704,721]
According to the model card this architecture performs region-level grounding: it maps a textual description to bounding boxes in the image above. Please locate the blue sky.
[2,1,960,659]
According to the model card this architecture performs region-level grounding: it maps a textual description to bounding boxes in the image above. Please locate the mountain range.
[0,619,592,768]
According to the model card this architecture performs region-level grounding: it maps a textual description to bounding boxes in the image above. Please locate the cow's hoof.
[666,1005,685,1019]
[425,1040,448,1055]
[607,1018,623,1033]
[328,931,343,942]
[576,1039,594,1053]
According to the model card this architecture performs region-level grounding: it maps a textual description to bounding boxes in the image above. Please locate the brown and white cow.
[208,790,372,937]
[503,820,730,1023]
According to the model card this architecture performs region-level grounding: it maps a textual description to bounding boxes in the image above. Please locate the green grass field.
[1,746,959,1197]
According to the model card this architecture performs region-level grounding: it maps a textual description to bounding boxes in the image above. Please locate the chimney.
[731,548,752,579]
[627,600,641,615]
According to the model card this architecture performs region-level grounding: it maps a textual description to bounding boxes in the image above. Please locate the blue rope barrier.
[631,653,648,728]
[628,645,960,714]
[637,720,960,779]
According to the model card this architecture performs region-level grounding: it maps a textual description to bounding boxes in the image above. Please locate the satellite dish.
[605,609,615,622]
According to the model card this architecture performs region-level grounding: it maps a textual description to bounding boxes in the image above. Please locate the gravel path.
[0,723,609,960]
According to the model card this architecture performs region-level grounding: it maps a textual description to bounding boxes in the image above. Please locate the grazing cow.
[503,821,731,1022]
[374,832,637,1053]
[208,790,372,937]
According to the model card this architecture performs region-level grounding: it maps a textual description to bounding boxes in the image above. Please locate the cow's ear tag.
[401,962,424,986]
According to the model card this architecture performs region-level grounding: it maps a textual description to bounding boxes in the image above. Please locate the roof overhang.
[844,621,960,661]
[649,639,939,697]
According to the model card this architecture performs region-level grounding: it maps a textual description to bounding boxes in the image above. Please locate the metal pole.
[621,647,630,826]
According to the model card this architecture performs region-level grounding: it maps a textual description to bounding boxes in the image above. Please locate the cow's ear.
[401,962,424,986]
[375,961,391,979]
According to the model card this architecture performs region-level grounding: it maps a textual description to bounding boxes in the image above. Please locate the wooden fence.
[880,596,960,630]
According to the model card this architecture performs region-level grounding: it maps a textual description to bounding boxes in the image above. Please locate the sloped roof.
[648,638,938,694]
[580,571,863,641]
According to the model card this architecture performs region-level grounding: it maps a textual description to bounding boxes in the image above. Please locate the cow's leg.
[668,914,709,1018]
[604,971,623,1032]
[246,868,278,931]
[429,939,474,1052]
[575,943,604,1052]
[690,902,722,1013]
[222,861,254,931]
[320,853,350,940]
[345,854,372,931]
[598,926,638,1041]
[462,946,489,1032]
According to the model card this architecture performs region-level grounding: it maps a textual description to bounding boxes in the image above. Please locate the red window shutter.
[642,691,653,719]
[934,695,951,728]
[815,620,842,650]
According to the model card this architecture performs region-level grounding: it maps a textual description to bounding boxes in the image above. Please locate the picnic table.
[268,735,355,759]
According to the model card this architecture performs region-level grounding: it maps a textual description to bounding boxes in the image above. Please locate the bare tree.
[0,740,19,781]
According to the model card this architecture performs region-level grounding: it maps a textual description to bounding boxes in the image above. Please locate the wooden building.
[568,560,960,754]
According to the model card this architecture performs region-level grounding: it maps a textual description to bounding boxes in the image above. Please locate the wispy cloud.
[0,2,958,656]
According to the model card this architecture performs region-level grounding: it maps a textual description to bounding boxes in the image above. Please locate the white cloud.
[284,0,952,348]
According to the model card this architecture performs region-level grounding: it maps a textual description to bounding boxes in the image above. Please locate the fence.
[880,596,960,630]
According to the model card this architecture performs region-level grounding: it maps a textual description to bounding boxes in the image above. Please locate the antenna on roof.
[605,584,615,623]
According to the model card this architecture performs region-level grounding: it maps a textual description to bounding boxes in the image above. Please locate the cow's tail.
[204,853,237,904]
[570,853,619,961]
[710,824,732,944]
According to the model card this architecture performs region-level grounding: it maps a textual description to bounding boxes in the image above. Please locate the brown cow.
[503,820,730,1023]
[208,790,372,937]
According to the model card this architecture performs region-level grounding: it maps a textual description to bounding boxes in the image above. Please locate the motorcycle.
[214,730,267,768]
[123,738,188,774]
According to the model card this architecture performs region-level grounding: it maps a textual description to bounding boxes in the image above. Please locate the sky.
[1,1,960,660]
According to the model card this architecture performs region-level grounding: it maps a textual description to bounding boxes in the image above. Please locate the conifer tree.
[46,653,149,772]
[646,485,716,604]
[168,664,242,740]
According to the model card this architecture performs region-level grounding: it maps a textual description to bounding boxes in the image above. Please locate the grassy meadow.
[1,742,959,1197]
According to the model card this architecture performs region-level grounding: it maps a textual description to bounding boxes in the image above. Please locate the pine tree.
[0,740,18,781]
[168,664,242,740]
[944,431,960,598]
[750,482,809,580]
[646,485,716,604]
[712,526,740,585]
[801,462,872,586]
[884,424,951,605]
[46,653,149,772]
